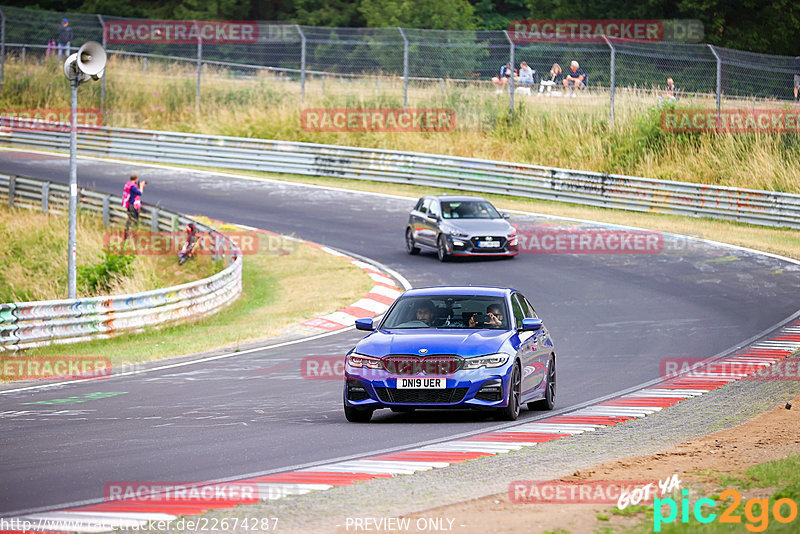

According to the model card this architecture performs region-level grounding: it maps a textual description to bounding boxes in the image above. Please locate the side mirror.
[431,214,441,222]
[520,318,543,331]
[355,318,374,331]
[502,212,511,219]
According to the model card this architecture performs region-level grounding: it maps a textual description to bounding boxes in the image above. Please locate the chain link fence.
[1,4,799,122]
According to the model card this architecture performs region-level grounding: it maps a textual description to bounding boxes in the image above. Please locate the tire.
[496,363,521,421]
[528,355,556,411]
[405,228,420,255]
[344,404,374,422]
[437,234,450,262]
[178,255,186,265]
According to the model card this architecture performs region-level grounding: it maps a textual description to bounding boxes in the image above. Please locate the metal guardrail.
[0,173,243,350]
[3,119,800,229]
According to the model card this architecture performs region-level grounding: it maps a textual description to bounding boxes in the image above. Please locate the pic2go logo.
[654,489,799,532]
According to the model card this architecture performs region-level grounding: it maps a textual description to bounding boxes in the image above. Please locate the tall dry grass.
[2,55,799,192]
[0,205,217,303]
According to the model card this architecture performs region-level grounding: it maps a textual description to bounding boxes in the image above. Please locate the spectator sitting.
[516,62,536,85]
[666,77,678,102]
[492,62,516,94]
[539,63,563,96]
[562,60,586,97]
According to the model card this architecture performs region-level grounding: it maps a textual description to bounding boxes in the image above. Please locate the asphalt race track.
[2,149,800,515]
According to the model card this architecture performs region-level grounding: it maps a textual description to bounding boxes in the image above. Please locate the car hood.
[440,219,512,235]
[355,329,513,358]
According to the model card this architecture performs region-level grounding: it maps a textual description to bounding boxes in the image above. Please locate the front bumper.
[344,366,513,410]
[444,234,519,257]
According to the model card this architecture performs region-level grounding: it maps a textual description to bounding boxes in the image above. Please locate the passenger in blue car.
[468,304,505,328]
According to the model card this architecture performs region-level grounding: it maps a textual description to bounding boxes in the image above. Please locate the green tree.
[294,0,365,27]
[359,0,477,30]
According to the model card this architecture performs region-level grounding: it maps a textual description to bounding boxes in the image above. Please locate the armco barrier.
[2,119,800,229]
[0,173,242,350]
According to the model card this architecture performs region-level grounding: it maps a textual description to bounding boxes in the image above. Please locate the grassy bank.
[23,228,374,367]
[2,56,799,192]
[0,205,217,302]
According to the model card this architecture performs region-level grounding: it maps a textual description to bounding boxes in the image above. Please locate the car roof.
[401,286,514,298]
[426,195,488,202]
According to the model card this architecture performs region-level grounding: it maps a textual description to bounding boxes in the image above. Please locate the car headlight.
[442,226,469,239]
[463,353,510,369]
[347,352,383,369]
[508,227,518,246]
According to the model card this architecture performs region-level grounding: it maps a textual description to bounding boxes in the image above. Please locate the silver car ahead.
[405,195,519,262]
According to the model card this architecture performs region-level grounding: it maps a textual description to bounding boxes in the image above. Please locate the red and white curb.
[5,321,798,533]
[297,246,403,332]
[221,222,405,333]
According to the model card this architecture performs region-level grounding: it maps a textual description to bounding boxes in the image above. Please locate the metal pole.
[1,8,6,92]
[604,35,616,125]
[398,27,408,108]
[708,44,721,123]
[196,22,202,112]
[503,31,514,113]
[68,78,79,299]
[296,25,306,101]
[97,14,106,112]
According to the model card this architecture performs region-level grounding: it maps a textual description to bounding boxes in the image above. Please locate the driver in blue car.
[415,300,436,326]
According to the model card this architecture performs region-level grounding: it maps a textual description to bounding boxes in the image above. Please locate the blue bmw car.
[343,286,556,422]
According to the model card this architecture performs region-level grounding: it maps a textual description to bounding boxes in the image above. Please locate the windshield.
[381,295,509,329]
[441,200,501,219]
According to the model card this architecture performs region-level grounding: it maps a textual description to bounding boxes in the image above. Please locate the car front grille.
[382,355,463,375]
[470,236,508,252]
[374,387,469,404]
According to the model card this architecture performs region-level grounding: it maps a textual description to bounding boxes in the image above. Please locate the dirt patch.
[403,395,800,533]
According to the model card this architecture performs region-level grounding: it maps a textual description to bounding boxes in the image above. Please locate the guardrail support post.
[398,27,408,108]
[708,44,722,123]
[604,35,616,125]
[296,25,306,101]
[503,31,514,114]
[150,208,160,232]
[171,214,178,231]
[8,174,15,208]
[143,56,147,72]
[42,182,49,213]
[21,45,25,65]
[102,194,110,226]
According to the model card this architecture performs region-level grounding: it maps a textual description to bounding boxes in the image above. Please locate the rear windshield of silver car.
[381,295,509,329]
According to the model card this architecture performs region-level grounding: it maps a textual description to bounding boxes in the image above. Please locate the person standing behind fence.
[794,56,799,101]
[57,18,73,59]
[122,174,146,240]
